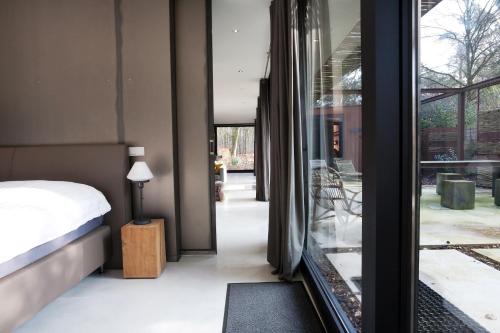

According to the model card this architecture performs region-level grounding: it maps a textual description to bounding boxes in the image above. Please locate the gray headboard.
[0,144,131,269]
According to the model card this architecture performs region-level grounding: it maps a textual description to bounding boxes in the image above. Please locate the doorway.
[209,0,271,256]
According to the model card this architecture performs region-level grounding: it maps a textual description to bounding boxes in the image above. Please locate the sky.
[421,0,463,71]
[420,0,494,73]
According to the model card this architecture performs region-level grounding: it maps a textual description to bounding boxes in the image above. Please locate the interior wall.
[0,0,118,144]
[121,0,180,261]
[175,0,214,251]
[0,0,181,262]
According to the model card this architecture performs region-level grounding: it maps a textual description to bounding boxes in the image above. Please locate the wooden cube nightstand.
[121,219,166,278]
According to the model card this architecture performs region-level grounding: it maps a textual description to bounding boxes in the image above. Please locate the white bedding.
[0,181,111,265]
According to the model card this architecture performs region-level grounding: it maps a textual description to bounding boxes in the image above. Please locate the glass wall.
[303,0,362,330]
[216,126,255,171]
[418,0,500,331]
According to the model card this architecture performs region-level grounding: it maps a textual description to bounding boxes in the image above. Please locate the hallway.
[17,174,275,333]
[216,173,270,267]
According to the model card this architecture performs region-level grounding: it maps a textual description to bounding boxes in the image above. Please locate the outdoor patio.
[420,185,499,245]
[309,181,500,332]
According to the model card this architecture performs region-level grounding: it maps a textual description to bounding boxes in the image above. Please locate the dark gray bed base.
[0,217,104,279]
[0,226,111,333]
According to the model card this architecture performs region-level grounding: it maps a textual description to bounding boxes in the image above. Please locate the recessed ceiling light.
[233,29,239,33]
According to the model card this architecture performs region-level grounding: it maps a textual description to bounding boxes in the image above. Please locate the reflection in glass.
[303,0,362,330]
[418,0,500,332]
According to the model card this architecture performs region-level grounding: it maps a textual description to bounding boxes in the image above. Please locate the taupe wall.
[175,0,214,250]
[0,0,181,261]
[0,0,118,144]
[121,0,180,260]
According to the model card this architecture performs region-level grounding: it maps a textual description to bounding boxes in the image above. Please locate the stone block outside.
[441,180,475,210]
[436,173,463,195]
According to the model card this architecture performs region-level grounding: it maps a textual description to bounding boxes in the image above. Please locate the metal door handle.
[209,140,215,156]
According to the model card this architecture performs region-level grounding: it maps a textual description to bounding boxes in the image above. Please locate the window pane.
[418,0,500,331]
[216,126,255,171]
[303,0,362,330]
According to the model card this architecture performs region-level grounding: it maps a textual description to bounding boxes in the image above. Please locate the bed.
[0,144,131,332]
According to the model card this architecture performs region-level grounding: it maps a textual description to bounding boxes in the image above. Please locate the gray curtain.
[255,79,271,202]
[267,0,305,280]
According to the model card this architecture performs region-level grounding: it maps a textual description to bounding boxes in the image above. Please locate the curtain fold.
[267,0,305,280]
[256,79,271,202]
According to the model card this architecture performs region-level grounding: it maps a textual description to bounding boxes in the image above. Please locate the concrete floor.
[420,186,500,245]
[17,173,276,333]
[473,248,500,262]
[310,185,500,249]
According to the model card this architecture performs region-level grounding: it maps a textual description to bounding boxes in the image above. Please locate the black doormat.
[222,282,324,333]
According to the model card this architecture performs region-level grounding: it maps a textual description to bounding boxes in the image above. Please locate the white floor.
[17,173,276,333]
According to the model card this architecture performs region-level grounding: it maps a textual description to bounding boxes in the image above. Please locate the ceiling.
[212,0,271,124]
[314,0,442,100]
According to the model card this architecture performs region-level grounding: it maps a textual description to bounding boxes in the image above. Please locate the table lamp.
[127,161,154,225]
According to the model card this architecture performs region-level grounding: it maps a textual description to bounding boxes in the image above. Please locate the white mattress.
[0,181,111,265]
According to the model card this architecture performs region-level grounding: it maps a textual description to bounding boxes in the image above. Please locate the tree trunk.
[230,127,240,157]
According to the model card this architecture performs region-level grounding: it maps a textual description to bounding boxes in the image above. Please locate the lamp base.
[133,218,151,225]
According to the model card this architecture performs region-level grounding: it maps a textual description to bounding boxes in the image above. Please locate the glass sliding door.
[216,125,255,172]
[302,0,363,330]
[417,0,500,332]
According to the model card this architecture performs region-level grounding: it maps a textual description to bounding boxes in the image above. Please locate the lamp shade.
[127,161,154,182]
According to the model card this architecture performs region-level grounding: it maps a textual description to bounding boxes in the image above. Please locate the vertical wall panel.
[175,0,213,250]
[121,0,180,261]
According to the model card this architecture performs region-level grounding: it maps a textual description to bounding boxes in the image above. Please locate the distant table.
[421,160,500,195]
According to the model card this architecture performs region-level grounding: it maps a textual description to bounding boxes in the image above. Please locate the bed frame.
[0,144,132,332]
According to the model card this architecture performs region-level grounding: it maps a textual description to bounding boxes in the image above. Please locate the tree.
[230,127,240,157]
[421,0,500,88]
[420,98,458,129]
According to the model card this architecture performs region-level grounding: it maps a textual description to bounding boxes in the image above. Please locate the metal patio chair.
[310,166,362,225]
[333,159,362,182]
